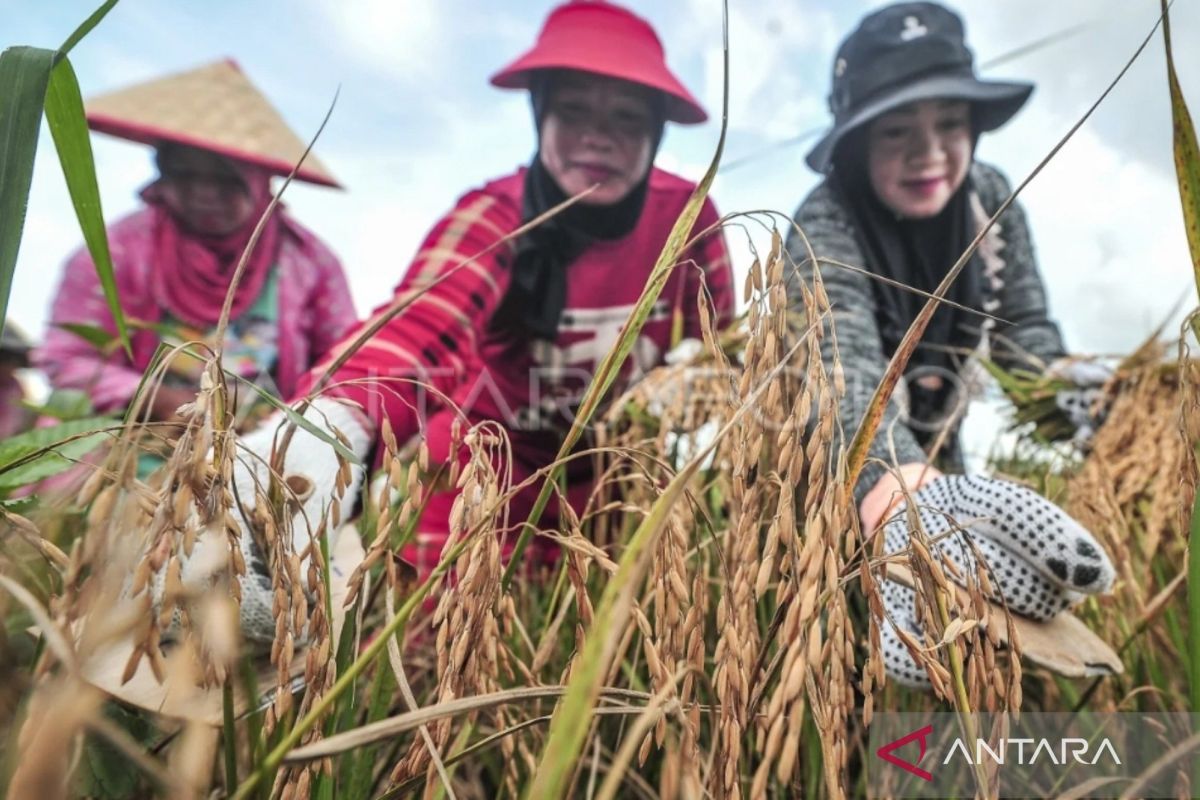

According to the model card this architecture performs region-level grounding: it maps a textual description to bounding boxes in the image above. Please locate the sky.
[5,0,1200,463]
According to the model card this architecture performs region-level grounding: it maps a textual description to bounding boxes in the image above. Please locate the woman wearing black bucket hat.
[785,2,1118,688]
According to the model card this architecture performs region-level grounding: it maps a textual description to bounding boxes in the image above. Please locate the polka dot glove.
[879,475,1115,688]
[169,399,373,643]
[1048,358,1113,446]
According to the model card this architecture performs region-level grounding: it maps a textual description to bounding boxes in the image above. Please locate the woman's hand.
[876,474,1115,688]
[860,463,943,537]
[164,398,374,643]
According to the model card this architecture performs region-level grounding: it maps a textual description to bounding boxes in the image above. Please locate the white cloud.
[1009,121,1192,353]
[677,0,841,137]
[310,0,444,82]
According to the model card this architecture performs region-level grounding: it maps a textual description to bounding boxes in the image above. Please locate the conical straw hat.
[86,59,340,188]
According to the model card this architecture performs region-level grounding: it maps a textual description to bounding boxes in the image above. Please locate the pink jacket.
[35,208,357,411]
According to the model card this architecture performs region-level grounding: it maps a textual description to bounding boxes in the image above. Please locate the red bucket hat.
[490,0,707,125]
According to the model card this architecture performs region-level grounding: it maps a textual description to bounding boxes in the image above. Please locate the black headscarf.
[830,125,985,444]
[490,71,667,340]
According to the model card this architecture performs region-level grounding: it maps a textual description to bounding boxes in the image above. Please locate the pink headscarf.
[140,160,281,329]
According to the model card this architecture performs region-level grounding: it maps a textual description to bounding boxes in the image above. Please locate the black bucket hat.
[806,1,1033,174]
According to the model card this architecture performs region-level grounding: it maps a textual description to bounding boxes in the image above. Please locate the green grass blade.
[222,681,239,792]
[522,331,808,798]
[0,1,117,341]
[0,416,114,489]
[23,388,94,421]
[1190,480,1200,713]
[54,320,118,351]
[232,374,363,466]
[55,0,120,61]
[1160,0,1200,334]
[523,459,697,798]
[44,58,130,356]
[1160,0,1200,717]
[0,46,55,338]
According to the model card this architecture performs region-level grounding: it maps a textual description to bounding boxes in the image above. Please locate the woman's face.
[867,99,973,218]
[538,72,657,206]
[156,146,257,236]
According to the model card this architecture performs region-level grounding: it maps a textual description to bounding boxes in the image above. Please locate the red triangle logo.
[876,724,935,782]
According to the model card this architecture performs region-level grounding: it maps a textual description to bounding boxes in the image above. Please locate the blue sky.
[6,0,1200,460]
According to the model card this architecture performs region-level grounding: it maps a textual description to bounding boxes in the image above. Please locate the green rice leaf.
[127,317,181,339]
[0,416,114,489]
[524,335,808,799]
[231,374,363,466]
[56,320,118,351]
[23,388,94,420]
[1189,455,1200,715]
[1160,0,1200,338]
[0,495,37,513]
[55,0,120,61]
[1161,0,1200,725]
[0,46,55,338]
[0,0,120,346]
[44,57,130,356]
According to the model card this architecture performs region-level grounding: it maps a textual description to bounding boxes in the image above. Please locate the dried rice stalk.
[391,423,512,790]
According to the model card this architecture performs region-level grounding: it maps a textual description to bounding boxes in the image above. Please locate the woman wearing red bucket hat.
[142,0,735,643]
[489,0,708,126]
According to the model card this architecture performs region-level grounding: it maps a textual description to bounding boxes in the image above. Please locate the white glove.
[171,399,373,643]
[1047,357,1113,445]
[663,337,705,366]
[646,338,706,420]
[655,338,720,470]
[879,475,1115,688]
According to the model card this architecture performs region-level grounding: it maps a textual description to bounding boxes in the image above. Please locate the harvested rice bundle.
[1067,347,1197,587]
[982,357,1114,445]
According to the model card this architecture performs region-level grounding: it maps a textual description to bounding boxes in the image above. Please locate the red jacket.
[38,209,356,411]
[300,166,734,473]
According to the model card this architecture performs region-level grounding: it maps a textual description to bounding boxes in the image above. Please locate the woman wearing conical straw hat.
[150,0,734,643]
[787,2,1119,688]
[34,59,356,430]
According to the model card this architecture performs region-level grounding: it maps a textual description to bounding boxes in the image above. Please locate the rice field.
[2,1,1200,799]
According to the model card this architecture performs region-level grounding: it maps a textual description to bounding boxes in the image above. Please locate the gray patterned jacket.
[784,161,1066,503]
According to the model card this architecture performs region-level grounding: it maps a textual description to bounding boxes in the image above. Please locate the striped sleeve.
[681,197,735,338]
[295,188,519,445]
